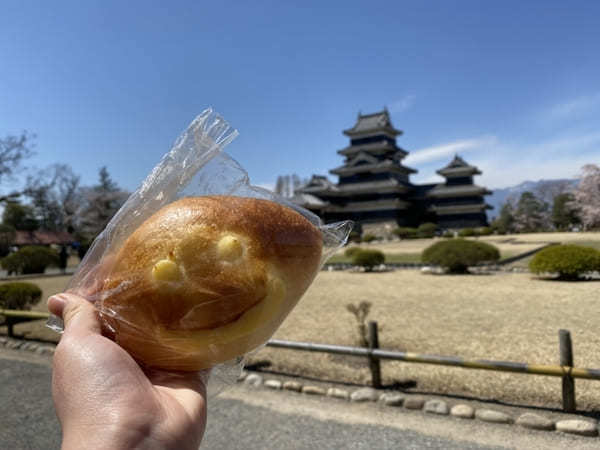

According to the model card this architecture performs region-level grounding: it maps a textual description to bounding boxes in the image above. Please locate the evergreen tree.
[552,192,579,230]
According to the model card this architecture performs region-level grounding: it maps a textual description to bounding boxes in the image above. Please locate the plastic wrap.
[47,108,351,389]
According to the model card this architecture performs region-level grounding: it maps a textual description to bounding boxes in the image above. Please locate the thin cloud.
[544,92,600,120]
[406,136,497,165]
[389,95,416,113]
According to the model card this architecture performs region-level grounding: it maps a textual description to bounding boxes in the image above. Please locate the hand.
[48,293,207,450]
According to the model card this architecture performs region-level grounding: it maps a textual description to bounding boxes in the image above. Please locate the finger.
[48,293,101,336]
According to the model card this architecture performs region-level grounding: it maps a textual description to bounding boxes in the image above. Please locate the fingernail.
[47,295,67,317]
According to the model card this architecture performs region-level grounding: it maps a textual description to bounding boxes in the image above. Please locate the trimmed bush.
[344,246,362,258]
[361,234,377,243]
[0,282,42,310]
[458,228,477,237]
[393,227,418,239]
[529,244,600,280]
[442,231,455,238]
[352,249,385,272]
[348,231,362,243]
[422,239,500,274]
[1,246,59,275]
[478,227,493,236]
[417,222,437,238]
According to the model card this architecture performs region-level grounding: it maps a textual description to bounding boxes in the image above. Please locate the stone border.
[0,336,56,356]
[2,337,597,439]
[239,371,600,439]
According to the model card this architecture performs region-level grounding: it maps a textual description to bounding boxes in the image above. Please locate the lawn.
[4,231,600,411]
[249,270,600,411]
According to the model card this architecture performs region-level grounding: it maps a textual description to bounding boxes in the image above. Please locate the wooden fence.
[267,322,594,413]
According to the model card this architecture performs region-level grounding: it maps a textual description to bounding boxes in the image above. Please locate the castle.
[293,109,492,234]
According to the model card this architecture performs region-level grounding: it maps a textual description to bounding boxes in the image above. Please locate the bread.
[94,196,323,371]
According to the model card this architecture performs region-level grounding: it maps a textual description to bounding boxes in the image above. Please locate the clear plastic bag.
[48,108,351,389]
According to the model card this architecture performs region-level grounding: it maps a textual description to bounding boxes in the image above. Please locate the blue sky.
[1,1,599,195]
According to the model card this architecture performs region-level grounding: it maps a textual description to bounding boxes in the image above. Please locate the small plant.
[422,239,500,274]
[345,301,372,347]
[1,246,59,275]
[393,227,417,239]
[352,249,385,272]
[417,222,437,238]
[344,246,362,258]
[0,282,42,310]
[529,244,600,280]
[458,228,477,237]
[361,234,377,243]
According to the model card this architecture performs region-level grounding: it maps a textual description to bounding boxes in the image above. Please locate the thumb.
[48,293,101,336]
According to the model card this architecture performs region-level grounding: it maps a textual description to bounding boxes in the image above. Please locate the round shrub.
[348,231,362,243]
[0,282,42,310]
[352,249,385,272]
[442,231,455,238]
[417,222,437,238]
[393,227,417,239]
[361,234,377,243]
[458,228,477,237]
[1,246,59,275]
[478,226,493,236]
[344,246,362,258]
[422,239,500,274]
[529,245,600,280]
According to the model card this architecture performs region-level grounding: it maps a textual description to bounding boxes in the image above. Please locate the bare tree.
[0,132,35,202]
[570,164,600,230]
[23,164,81,231]
[77,167,129,241]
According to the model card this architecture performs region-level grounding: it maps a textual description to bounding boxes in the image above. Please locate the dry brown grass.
[344,231,600,257]
[250,270,600,411]
[5,233,600,411]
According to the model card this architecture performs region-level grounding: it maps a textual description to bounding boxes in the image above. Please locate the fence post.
[559,329,576,412]
[368,321,382,388]
[6,317,14,338]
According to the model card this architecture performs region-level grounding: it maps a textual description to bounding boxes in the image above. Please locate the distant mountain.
[487,178,579,219]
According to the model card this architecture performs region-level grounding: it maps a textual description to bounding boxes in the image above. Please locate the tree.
[570,164,600,230]
[552,192,579,230]
[514,192,549,232]
[77,167,128,241]
[0,132,35,203]
[491,202,515,234]
[23,164,81,232]
[2,201,38,231]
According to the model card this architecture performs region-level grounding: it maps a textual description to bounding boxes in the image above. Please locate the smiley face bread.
[93,196,323,371]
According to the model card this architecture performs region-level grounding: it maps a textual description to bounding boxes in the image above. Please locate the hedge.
[352,249,385,272]
[0,282,42,310]
[529,244,600,280]
[422,239,500,273]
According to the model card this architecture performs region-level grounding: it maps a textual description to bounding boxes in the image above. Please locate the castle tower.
[427,155,492,228]
[296,110,417,230]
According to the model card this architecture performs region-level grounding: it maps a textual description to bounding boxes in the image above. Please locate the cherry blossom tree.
[571,164,600,230]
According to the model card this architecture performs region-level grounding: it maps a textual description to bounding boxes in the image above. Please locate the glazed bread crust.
[95,196,323,371]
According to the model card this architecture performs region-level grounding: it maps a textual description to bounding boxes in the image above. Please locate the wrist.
[61,422,158,450]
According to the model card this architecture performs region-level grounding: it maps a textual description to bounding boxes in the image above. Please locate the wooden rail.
[266,325,588,412]
[0,309,50,338]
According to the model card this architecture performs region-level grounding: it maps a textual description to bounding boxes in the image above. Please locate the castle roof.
[437,155,482,177]
[343,110,402,137]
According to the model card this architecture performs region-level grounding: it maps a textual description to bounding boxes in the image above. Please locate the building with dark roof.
[293,110,492,233]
